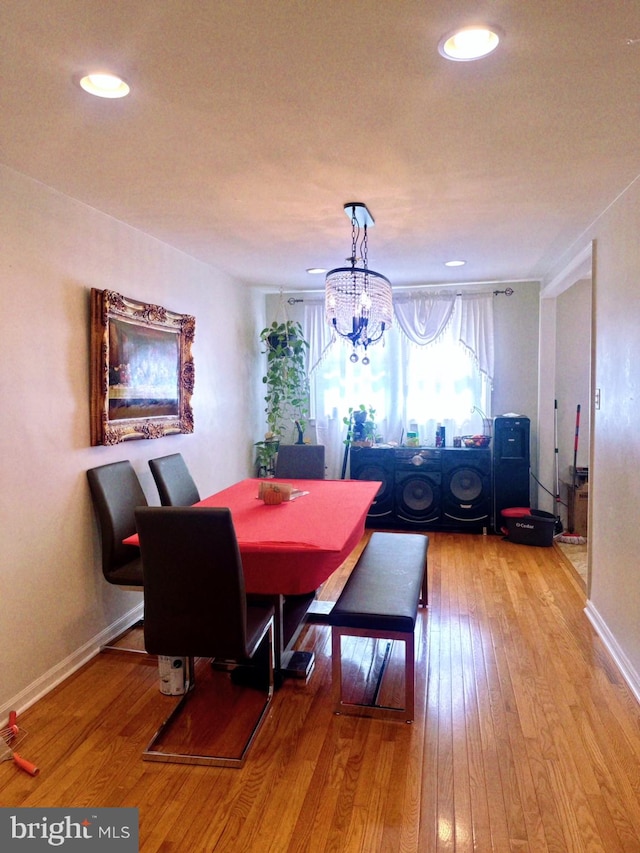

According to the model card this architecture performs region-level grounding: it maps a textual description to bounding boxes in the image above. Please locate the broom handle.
[554,400,560,505]
[572,405,581,491]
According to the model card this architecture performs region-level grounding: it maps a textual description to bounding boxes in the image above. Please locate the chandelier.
[325,202,392,364]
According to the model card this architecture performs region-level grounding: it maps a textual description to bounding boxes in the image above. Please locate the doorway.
[538,243,593,590]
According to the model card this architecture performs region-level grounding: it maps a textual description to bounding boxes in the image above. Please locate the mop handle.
[554,399,560,502]
[572,404,581,491]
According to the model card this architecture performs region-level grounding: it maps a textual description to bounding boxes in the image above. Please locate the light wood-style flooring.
[2,531,640,852]
[555,539,589,585]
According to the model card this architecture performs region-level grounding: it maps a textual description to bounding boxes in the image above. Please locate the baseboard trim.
[1,602,144,724]
[584,600,640,705]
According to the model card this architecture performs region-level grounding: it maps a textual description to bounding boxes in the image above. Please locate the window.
[307,292,493,478]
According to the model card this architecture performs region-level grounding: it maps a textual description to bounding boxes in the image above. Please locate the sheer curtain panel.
[304,291,493,478]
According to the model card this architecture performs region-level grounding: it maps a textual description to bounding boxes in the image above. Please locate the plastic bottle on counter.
[406,431,419,447]
[435,424,446,447]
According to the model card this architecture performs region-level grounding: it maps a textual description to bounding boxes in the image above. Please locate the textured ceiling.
[1,1,639,291]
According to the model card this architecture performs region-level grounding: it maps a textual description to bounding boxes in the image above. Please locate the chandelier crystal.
[325,203,392,364]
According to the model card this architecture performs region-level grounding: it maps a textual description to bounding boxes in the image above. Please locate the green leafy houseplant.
[254,437,279,478]
[343,405,381,447]
[255,320,310,475]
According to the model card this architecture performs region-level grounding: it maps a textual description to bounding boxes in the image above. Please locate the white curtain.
[393,293,456,346]
[304,300,335,381]
[304,291,494,478]
[393,291,494,380]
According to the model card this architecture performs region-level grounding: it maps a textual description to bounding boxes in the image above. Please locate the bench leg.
[332,626,415,722]
[404,632,415,722]
[419,553,428,607]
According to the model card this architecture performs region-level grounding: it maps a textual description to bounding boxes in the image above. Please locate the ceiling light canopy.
[79,72,130,99]
[325,203,392,365]
[438,25,502,61]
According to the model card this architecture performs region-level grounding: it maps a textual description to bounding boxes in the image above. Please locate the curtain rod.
[288,287,513,305]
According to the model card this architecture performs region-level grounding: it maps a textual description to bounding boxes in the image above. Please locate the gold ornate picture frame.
[90,288,195,446]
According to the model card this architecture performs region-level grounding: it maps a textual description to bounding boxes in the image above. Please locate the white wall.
[538,176,640,699]
[491,282,540,423]
[587,180,640,693]
[0,166,265,715]
[491,281,540,507]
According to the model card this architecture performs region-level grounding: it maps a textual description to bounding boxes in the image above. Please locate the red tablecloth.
[125,478,379,595]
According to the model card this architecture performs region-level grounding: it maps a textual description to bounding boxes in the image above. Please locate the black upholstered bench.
[328,531,429,722]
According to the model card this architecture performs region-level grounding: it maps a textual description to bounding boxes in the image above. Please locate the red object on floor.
[501,507,532,518]
[500,506,531,536]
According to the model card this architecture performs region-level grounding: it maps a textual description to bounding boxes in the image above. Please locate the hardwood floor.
[2,531,640,852]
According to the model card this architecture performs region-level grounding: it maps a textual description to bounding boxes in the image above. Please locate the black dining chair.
[148,453,201,506]
[134,506,275,768]
[274,444,326,479]
[86,460,147,589]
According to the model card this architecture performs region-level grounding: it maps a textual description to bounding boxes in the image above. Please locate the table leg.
[249,591,316,682]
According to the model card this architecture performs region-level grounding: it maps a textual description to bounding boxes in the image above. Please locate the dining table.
[125,477,380,680]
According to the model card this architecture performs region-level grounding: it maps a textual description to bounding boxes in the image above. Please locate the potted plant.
[340,404,382,479]
[265,322,299,355]
[255,320,310,475]
[343,404,381,448]
[254,437,280,478]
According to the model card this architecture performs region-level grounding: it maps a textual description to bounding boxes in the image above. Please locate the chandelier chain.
[362,223,368,270]
[350,209,358,267]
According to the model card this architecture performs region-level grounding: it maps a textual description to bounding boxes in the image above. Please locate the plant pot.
[255,438,280,478]
[267,332,297,356]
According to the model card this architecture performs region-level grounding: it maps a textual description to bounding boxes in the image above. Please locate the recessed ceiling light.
[79,72,130,99]
[445,260,466,267]
[306,268,327,275]
[438,25,502,61]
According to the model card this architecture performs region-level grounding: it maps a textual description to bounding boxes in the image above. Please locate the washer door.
[395,473,441,524]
